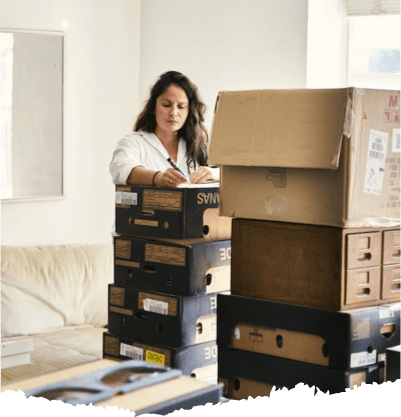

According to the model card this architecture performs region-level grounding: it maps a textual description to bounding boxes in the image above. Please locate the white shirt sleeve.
[109,133,145,185]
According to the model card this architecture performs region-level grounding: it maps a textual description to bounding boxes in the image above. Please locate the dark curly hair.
[134,71,208,171]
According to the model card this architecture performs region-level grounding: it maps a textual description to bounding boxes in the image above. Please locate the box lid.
[208,88,353,169]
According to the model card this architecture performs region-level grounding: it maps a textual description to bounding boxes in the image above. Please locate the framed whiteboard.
[1,29,65,202]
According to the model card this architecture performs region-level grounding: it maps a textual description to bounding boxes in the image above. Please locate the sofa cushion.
[1,244,113,337]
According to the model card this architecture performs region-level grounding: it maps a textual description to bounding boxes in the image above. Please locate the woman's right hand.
[154,168,187,188]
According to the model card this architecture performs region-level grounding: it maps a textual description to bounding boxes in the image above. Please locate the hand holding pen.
[167,158,192,185]
[168,158,214,184]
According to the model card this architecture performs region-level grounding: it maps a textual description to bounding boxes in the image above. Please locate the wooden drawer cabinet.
[231,219,399,310]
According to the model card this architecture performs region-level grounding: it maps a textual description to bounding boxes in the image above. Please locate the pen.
[167,157,191,183]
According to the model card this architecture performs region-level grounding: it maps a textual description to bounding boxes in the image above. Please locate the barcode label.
[350,350,377,368]
[392,128,400,153]
[120,343,143,360]
[116,191,138,206]
[143,298,169,315]
[363,129,388,195]
[379,309,394,319]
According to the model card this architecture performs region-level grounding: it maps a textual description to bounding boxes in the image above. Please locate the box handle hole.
[357,252,372,262]
[233,378,240,391]
[143,265,157,273]
[322,343,330,357]
[276,335,283,348]
[380,324,395,339]
[197,323,203,335]
[203,225,210,235]
[206,274,212,286]
[163,221,169,230]
[135,311,148,321]
[356,288,371,298]
[140,209,154,216]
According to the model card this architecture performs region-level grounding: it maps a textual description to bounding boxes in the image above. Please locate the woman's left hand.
[190,166,215,184]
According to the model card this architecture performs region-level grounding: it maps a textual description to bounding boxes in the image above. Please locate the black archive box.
[218,347,381,399]
[386,345,400,382]
[108,284,222,347]
[217,294,400,371]
[103,332,217,378]
[115,184,231,240]
[114,235,231,296]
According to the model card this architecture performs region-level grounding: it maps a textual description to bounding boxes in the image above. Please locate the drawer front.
[345,267,381,305]
[383,230,401,266]
[382,264,401,301]
[346,232,381,270]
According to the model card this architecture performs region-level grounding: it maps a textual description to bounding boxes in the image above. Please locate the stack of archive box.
[102,182,232,384]
[208,87,401,399]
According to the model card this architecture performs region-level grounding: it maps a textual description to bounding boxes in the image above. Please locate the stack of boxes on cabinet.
[208,87,401,399]
[103,183,232,384]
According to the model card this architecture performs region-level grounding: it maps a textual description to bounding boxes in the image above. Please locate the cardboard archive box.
[2,359,222,414]
[114,235,231,296]
[385,345,400,382]
[217,294,400,371]
[218,347,381,399]
[108,284,223,347]
[208,88,400,228]
[115,184,231,240]
[231,218,400,310]
[103,332,217,380]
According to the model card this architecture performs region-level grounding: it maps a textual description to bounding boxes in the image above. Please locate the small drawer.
[345,267,381,305]
[383,230,401,266]
[382,264,401,301]
[346,232,381,270]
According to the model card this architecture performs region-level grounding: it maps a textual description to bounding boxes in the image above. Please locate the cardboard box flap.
[208,88,353,169]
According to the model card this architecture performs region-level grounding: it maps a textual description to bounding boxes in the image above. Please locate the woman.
[109,71,219,187]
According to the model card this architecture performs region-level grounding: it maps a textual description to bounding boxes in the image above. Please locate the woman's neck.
[155,128,179,161]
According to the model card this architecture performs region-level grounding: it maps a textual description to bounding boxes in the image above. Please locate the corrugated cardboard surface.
[209,88,400,227]
[209,88,350,169]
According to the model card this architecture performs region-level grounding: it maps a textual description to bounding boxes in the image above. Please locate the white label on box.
[116,192,138,205]
[363,129,389,195]
[120,343,143,360]
[143,298,169,315]
[350,350,377,368]
[392,128,400,153]
[379,309,394,319]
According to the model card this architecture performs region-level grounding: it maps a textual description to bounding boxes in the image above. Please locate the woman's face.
[154,84,189,136]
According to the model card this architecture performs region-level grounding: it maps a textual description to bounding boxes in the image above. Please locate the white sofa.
[1,243,113,385]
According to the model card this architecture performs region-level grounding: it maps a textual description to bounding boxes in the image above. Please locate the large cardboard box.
[208,88,400,228]
[114,235,231,296]
[2,359,222,414]
[103,332,217,380]
[108,284,223,347]
[115,184,231,240]
[231,219,400,310]
[218,347,381,399]
[217,294,400,371]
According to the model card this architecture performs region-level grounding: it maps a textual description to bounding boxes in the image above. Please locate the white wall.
[307,0,348,87]
[1,0,141,246]
[139,0,309,134]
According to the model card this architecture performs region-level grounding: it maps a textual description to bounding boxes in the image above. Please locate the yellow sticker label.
[146,350,165,366]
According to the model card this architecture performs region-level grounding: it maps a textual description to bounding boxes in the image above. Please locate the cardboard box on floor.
[208,88,400,228]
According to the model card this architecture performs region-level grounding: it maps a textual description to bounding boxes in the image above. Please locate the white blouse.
[109,130,199,185]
